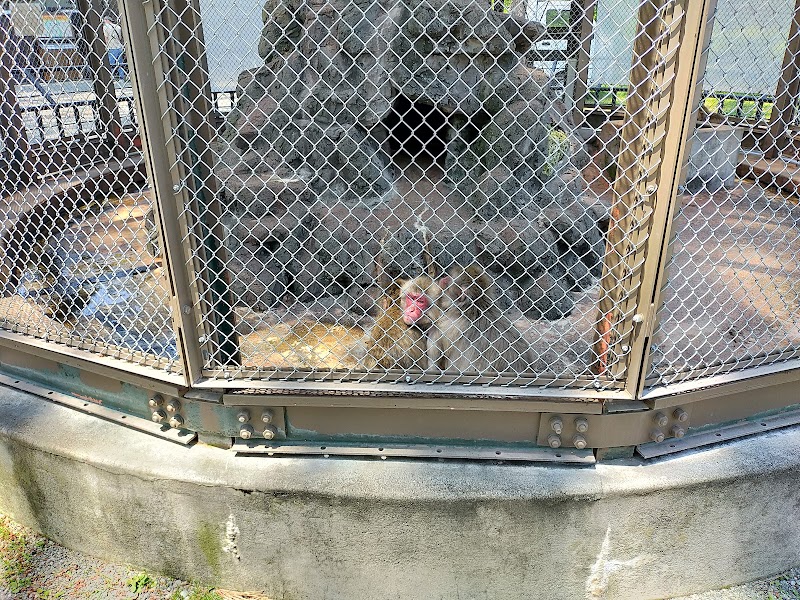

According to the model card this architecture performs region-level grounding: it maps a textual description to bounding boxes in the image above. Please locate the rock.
[215,0,604,320]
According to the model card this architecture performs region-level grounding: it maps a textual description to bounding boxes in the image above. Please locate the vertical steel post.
[118,0,240,383]
[76,0,125,160]
[592,0,717,395]
[764,0,800,159]
[569,0,597,126]
[0,17,31,189]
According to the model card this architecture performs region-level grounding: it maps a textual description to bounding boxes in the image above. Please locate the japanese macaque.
[358,275,442,370]
[427,264,534,375]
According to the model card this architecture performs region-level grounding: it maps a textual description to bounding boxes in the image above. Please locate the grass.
[171,587,224,600]
[0,514,39,594]
[126,571,155,593]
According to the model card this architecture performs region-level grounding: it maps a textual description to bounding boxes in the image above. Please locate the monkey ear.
[439,276,451,288]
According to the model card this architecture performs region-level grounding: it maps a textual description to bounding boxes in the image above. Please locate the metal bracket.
[232,441,595,463]
[0,373,196,445]
[636,408,800,459]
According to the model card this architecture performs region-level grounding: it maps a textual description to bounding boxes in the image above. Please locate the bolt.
[148,394,164,408]
[574,418,589,433]
[549,416,563,434]
[236,410,250,424]
[182,305,191,315]
[151,409,166,423]
[261,409,274,424]
[650,429,665,443]
[632,313,644,324]
[547,433,562,449]
[671,425,685,438]
[198,335,207,344]
[239,425,254,440]
[646,184,657,194]
[593,380,602,389]
[262,425,278,440]
[166,399,181,413]
[168,414,184,429]
[172,183,180,192]
[621,345,631,353]
[673,408,688,422]
[654,412,668,427]
[573,434,587,450]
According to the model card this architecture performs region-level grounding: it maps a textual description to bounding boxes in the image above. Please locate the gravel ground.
[2,513,799,600]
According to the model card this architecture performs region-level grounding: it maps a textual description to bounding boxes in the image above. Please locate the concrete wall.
[1,387,799,600]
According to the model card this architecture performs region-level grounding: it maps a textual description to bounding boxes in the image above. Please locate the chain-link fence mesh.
[0,1,179,373]
[142,0,697,388]
[647,0,800,387]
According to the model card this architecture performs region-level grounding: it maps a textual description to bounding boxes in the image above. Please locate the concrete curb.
[0,387,798,600]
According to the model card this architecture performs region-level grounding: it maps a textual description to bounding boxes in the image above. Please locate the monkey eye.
[439,276,451,288]
[406,292,428,308]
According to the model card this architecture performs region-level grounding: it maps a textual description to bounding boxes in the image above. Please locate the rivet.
[673,408,688,422]
[262,425,278,440]
[261,409,274,424]
[151,409,166,423]
[671,425,685,438]
[574,417,589,433]
[166,399,181,413]
[172,183,181,192]
[593,380,602,389]
[646,184,657,194]
[549,416,563,434]
[239,425,254,440]
[168,414,184,429]
[632,314,644,324]
[148,394,164,408]
[621,345,630,353]
[654,412,668,427]
[650,429,665,443]
[573,434,587,449]
[236,410,250,424]
[198,335,207,344]
[547,433,562,449]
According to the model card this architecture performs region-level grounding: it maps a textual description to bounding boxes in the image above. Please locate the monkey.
[426,264,535,375]
[356,275,442,370]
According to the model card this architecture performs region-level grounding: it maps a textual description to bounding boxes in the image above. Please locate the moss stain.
[197,522,222,580]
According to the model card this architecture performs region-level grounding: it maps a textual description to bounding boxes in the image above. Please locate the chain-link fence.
[647,0,800,387]
[3,0,798,394]
[0,1,179,373]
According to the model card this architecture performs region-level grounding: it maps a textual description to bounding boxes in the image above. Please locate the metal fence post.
[0,17,31,191]
[592,0,717,395]
[118,0,240,383]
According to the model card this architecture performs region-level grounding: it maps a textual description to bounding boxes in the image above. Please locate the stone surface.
[686,125,744,191]
[214,0,606,318]
[2,388,800,600]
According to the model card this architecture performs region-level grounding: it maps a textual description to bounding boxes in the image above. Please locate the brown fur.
[360,275,441,370]
[427,265,534,375]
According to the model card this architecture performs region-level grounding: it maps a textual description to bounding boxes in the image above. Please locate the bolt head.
[574,418,589,433]
[172,184,180,192]
[632,313,644,324]
[237,410,250,424]
[168,415,184,429]
[549,416,563,434]
[148,394,164,408]
[573,434,587,450]
[239,425,254,440]
[671,425,685,438]
[261,410,274,424]
[654,412,668,427]
[151,409,166,423]
[650,429,665,443]
[674,408,688,422]
[262,425,278,440]
[547,433,562,449]
[166,399,181,413]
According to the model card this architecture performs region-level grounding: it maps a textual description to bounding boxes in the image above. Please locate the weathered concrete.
[686,125,744,191]
[1,387,799,600]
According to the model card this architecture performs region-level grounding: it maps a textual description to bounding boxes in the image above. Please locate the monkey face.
[401,291,431,326]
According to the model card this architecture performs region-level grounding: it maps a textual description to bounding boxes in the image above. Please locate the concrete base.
[1,388,799,600]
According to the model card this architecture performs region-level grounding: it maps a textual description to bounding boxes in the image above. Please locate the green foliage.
[542,128,570,177]
[126,571,156,593]
[0,515,35,594]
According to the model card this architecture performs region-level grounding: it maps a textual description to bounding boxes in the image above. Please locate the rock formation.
[214,0,606,319]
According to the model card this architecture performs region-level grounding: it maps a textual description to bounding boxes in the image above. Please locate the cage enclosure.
[0,0,797,462]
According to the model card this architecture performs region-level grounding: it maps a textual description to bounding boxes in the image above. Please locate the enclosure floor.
[650,182,800,383]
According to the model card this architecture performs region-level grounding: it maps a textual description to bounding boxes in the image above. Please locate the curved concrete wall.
[1,387,799,600]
